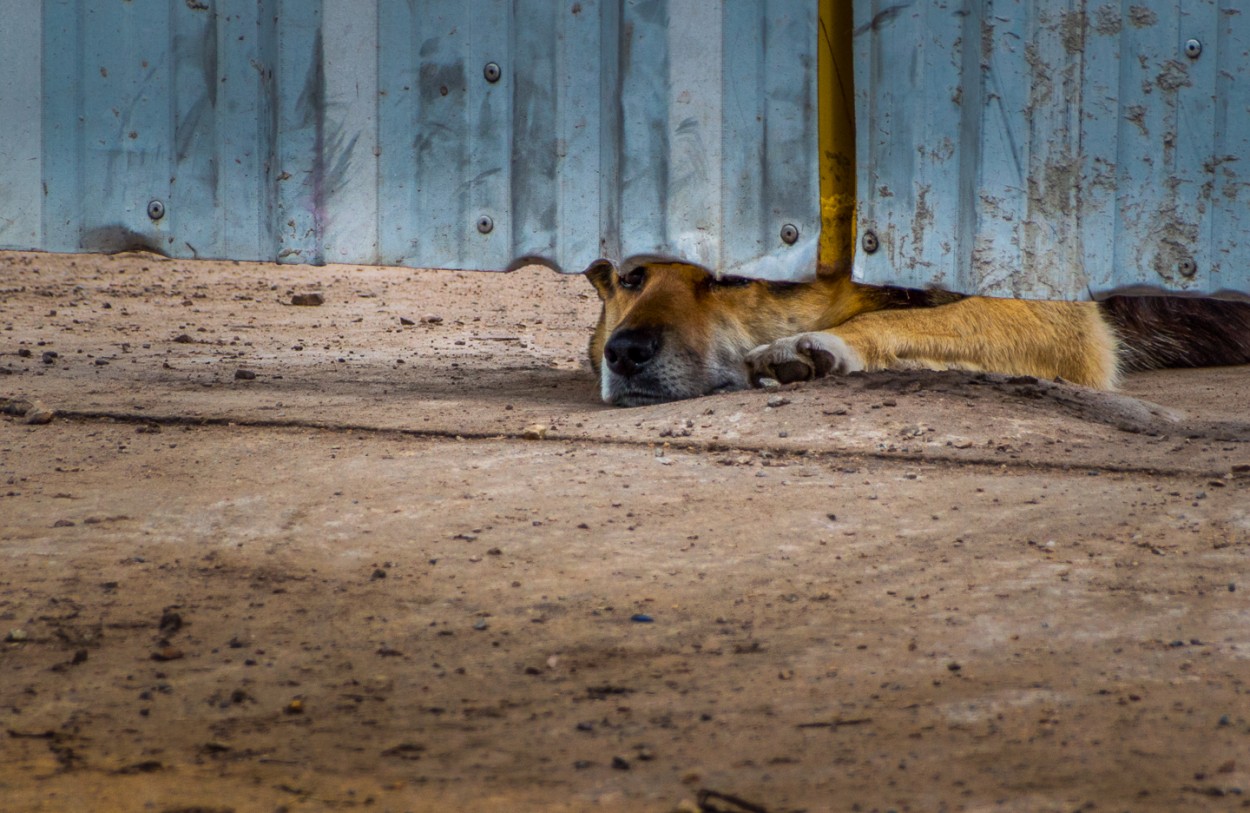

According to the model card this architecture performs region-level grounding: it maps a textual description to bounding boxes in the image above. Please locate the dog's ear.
[584,260,615,300]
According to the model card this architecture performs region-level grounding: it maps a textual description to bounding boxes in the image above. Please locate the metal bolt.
[1179,258,1198,277]
[147,199,165,221]
[1185,38,1202,59]
[779,223,799,245]
[861,230,879,254]
[483,62,502,83]
[476,215,494,234]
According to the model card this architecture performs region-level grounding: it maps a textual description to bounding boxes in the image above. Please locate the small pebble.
[25,402,54,425]
[291,292,324,306]
[158,611,183,636]
[284,698,304,714]
[611,756,631,771]
[364,675,394,694]
[473,619,488,631]
[399,317,415,326]
[5,629,29,643]
[234,369,257,380]
[630,614,654,623]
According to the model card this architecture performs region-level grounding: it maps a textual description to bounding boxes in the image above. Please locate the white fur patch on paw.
[745,332,864,387]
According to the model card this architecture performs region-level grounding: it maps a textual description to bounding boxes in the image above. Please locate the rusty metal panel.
[2,0,820,280]
[853,1,1250,299]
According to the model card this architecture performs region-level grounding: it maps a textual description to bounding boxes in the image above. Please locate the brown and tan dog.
[587,261,1250,407]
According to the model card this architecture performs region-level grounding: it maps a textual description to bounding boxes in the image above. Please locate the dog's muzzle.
[603,327,662,378]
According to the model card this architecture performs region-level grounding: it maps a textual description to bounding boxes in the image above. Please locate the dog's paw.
[745,332,864,387]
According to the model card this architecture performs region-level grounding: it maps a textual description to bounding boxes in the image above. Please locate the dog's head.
[586,261,829,406]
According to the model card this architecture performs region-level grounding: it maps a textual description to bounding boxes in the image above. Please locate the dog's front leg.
[745,332,865,386]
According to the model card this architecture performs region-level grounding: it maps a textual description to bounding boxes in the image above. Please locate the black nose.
[603,327,661,377]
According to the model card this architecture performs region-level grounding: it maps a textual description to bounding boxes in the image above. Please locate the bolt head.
[483,62,502,82]
[147,199,166,221]
[476,215,494,234]
[1185,38,1202,58]
[861,230,880,254]
[779,223,799,245]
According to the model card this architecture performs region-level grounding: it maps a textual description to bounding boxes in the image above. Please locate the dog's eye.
[711,275,753,288]
[618,268,646,289]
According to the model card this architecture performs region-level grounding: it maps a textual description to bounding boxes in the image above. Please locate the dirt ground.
[2,250,1249,813]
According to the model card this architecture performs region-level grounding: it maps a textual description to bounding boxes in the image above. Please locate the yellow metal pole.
[818,0,856,275]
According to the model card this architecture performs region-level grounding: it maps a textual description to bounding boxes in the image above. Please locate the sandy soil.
[2,250,1249,813]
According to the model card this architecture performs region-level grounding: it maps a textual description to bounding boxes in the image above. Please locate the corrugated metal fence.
[0,0,820,280]
[853,0,1250,298]
[2,1,1248,298]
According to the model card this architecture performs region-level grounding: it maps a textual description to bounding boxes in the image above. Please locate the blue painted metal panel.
[853,0,1250,299]
[4,0,819,281]
[0,0,42,249]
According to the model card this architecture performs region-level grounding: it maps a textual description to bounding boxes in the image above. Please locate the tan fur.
[588,261,1121,406]
[827,298,1119,387]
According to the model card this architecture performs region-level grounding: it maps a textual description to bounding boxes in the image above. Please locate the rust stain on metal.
[1155,60,1192,92]
[1128,5,1158,27]
[911,184,933,261]
[1059,11,1087,55]
[1092,5,1122,36]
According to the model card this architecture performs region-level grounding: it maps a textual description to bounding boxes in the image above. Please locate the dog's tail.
[1099,295,1250,372]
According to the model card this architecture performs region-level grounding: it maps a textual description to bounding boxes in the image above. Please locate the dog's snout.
[603,327,661,377]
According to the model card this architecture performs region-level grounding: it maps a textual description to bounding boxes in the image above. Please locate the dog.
[586,261,1250,407]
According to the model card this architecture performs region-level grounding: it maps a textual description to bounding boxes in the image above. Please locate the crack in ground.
[32,407,1247,482]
